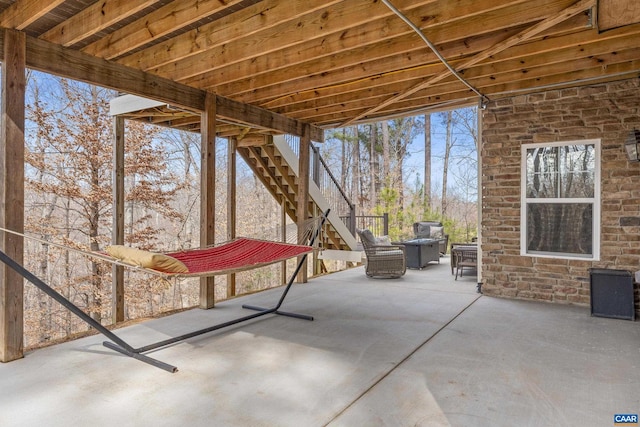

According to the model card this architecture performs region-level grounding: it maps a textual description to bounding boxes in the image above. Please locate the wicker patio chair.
[454,247,478,280]
[413,221,449,255]
[450,242,478,275]
[357,229,406,278]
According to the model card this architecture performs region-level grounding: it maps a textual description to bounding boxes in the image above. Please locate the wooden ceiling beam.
[0,30,321,140]
[180,0,536,88]
[226,13,587,107]
[215,96,323,141]
[298,52,640,125]
[202,1,585,100]
[0,0,65,30]
[475,57,640,98]
[82,0,247,60]
[480,20,640,66]
[305,91,478,127]
[40,0,160,47]
[266,26,639,115]
[291,56,592,123]
[23,33,206,110]
[118,0,342,71]
[340,0,596,127]
[152,0,400,82]
[370,51,639,120]
[462,36,640,81]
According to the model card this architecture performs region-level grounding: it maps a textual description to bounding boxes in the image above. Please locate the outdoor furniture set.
[357,220,449,278]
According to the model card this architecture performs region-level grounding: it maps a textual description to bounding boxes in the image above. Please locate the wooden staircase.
[236,138,356,252]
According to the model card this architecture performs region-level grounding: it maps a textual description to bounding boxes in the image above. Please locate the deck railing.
[351,214,389,238]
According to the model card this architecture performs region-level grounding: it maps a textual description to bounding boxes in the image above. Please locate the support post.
[0,29,25,362]
[226,137,236,298]
[281,203,287,285]
[296,125,311,283]
[200,92,216,308]
[476,98,484,293]
[112,115,125,323]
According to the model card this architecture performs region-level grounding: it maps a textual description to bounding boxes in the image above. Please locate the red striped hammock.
[0,222,318,279]
[152,238,312,277]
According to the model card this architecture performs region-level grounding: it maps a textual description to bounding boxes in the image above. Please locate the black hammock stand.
[0,209,329,373]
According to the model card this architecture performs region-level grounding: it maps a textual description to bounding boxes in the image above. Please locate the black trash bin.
[589,268,635,321]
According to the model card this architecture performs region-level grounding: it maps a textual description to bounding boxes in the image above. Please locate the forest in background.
[321,108,479,242]
[16,71,478,348]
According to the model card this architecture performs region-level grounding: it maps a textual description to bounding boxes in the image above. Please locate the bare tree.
[369,123,378,208]
[25,74,184,331]
[424,114,431,211]
[441,110,453,217]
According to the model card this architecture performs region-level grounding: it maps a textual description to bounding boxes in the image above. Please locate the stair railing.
[284,135,356,235]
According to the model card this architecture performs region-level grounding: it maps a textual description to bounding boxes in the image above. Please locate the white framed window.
[521,139,600,260]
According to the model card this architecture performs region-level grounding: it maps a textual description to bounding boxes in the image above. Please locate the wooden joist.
[0,0,637,128]
[0,29,322,141]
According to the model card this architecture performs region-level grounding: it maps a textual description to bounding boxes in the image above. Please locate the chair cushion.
[358,229,376,246]
[375,235,392,246]
[429,226,444,239]
[368,249,404,257]
[415,223,431,238]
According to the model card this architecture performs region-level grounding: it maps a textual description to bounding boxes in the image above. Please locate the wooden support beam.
[200,92,216,309]
[227,138,237,298]
[281,203,287,285]
[22,34,206,112]
[0,29,25,362]
[0,0,64,30]
[0,31,321,140]
[226,138,237,298]
[215,96,324,143]
[296,126,311,283]
[40,0,159,47]
[82,0,247,60]
[235,134,269,148]
[111,116,125,324]
[341,0,597,126]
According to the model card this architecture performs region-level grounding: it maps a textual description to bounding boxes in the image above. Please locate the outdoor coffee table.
[401,238,440,269]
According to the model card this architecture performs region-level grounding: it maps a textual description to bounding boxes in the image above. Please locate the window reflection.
[526,203,593,255]
[526,145,595,198]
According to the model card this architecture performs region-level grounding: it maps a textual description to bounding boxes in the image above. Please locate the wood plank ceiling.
[1,0,640,136]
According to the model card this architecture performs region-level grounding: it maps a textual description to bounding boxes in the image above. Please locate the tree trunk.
[351,126,361,207]
[424,114,431,212]
[381,121,390,189]
[64,199,72,335]
[442,110,453,218]
[88,86,103,323]
[341,128,348,190]
[369,123,377,209]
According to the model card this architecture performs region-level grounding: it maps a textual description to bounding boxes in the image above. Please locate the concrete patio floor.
[1,257,639,426]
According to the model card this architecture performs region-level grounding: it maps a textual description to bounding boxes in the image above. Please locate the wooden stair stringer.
[236,140,356,252]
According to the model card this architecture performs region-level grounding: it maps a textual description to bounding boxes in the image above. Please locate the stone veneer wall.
[481,78,640,315]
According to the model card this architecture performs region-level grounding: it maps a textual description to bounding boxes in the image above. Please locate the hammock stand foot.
[0,209,330,373]
[103,341,178,373]
[100,300,313,372]
[242,304,314,321]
